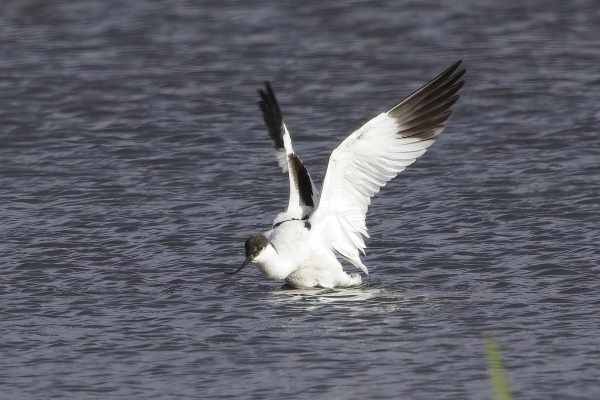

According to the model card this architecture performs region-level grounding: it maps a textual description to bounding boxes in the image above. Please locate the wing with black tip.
[309,61,466,273]
[258,82,320,221]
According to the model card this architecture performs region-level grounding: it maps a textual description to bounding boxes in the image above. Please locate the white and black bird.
[228,61,466,288]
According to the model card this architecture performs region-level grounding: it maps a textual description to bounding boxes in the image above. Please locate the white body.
[255,221,361,288]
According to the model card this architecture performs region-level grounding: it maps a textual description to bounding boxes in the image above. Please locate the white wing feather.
[309,61,466,273]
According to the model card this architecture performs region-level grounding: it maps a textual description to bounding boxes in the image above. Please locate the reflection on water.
[268,284,444,314]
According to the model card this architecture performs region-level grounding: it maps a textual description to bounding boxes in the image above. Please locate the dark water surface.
[1,0,599,399]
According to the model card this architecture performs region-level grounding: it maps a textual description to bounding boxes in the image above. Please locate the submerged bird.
[228,61,466,288]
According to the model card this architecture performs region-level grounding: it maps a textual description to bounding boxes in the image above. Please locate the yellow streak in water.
[484,334,512,400]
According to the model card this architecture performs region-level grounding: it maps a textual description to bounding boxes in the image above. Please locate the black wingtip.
[389,61,465,113]
[387,60,466,139]
[258,81,285,150]
[264,81,274,95]
[448,60,463,72]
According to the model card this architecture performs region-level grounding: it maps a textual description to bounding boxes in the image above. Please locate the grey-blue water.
[1,0,599,399]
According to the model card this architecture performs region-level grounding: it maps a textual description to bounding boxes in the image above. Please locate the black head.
[245,235,269,259]
[226,235,269,275]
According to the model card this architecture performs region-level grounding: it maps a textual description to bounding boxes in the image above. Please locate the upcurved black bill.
[226,256,252,275]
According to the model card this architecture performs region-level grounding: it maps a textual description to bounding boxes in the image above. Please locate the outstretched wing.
[258,82,320,220]
[309,61,466,273]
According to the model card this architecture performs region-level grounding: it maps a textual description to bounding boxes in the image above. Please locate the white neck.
[253,243,296,280]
